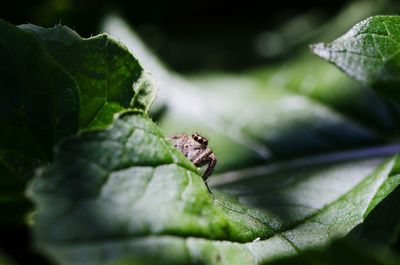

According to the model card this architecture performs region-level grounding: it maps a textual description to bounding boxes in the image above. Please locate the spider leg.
[203,153,217,181]
[193,150,217,193]
[193,149,212,165]
[204,180,212,193]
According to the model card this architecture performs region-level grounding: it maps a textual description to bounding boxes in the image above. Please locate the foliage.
[0,19,155,225]
[1,8,400,265]
[312,16,400,103]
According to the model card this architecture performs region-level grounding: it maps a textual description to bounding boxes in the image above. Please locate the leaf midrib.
[211,143,400,186]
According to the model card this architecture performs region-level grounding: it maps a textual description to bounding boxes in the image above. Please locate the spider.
[168,133,217,192]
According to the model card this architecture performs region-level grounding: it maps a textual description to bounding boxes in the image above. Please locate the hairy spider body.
[168,133,217,191]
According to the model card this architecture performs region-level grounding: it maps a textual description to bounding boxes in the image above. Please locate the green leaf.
[29,110,400,265]
[0,20,156,224]
[0,19,79,224]
[311,16,400,102]
[19,23,156,129]
[30,112,271,243]
[349,184,400,248]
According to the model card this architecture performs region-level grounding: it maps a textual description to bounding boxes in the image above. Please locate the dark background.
[2,0,356,73]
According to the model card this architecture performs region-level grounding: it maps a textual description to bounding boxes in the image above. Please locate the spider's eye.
[193,134,208,145]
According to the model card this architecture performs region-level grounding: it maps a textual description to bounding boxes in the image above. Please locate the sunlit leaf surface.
[312,16,400,103]
[30,110,400,264]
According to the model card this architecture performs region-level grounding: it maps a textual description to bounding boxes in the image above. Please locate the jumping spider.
[168,133,217,192]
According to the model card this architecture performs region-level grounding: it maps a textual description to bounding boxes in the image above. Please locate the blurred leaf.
[311,15,400,103]
[262,239,399,265]
[29,109,400,264]
[254,0,388,61]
